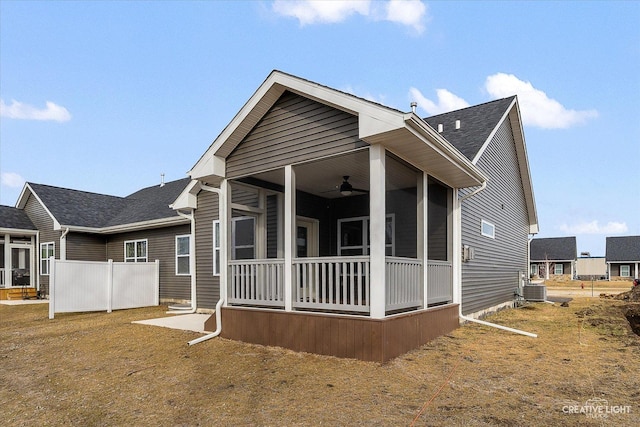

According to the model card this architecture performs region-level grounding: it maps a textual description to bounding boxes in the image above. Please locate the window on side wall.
[176,235,190,275]
[125,239,148,263]
[481,220,495,239]
[213,220,220,276]
[40,242,55,275]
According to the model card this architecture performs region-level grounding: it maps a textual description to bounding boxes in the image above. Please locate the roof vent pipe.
[160,173,165,187]
[410,101,417,114]
[455,120,461,130]
[437,123,443,133]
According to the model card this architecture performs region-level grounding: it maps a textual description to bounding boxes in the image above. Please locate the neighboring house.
[530,237,577,280]
[8,178,193,302]
[172,70,538,361]
[576,256,607,280]
[606,235,640,280]
[0,205,38,299]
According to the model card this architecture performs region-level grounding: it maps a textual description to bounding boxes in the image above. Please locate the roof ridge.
[424,96,516,120]
[28,182,126,200]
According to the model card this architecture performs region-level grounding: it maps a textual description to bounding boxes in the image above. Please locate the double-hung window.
[213,220,221,276]
[554,263,564,275]
[175,235,190,275]
[620,265,631,277]
[125,239,147,263]
[40,242,55,275]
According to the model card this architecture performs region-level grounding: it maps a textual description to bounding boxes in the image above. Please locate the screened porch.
[219,146,454,318]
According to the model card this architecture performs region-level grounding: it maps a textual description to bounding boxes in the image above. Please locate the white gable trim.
[16,183,62,230]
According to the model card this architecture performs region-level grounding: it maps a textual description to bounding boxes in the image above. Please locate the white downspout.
[172,209,197,314]
[60,227,70,261]
[188,182,225,345]
[457,181,537,338]
[188,297,223,345]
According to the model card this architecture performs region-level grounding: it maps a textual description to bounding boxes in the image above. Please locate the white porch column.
[452,189,462,305]
[635,263,639,280]
[220,179,230,307]
[369,144,386,319]
[3,234,10,286]
[417,173,428,308]
[284,165,296,312]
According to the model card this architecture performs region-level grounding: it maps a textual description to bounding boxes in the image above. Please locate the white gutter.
[171,209,197,314]
[457,181,537,338]
[188,297,224,345]
[187,182,225,345]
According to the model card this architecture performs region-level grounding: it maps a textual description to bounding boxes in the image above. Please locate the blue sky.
[1,1,638,256]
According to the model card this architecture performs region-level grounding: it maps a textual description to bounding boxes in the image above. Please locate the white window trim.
[620,265,631,277]
[175,235,190,276]
[124,239,148,263]
[40,241,55,276]
[554,263,563,275]
[337,214,395,256]
[213,220,221,276]
[481,219,495,239]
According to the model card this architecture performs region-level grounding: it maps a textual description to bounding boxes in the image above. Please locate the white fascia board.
[16,183,61,230]
[0,227,38,236]
[61,216,189,235]
[404,114,487,186]
[170,179,200,210]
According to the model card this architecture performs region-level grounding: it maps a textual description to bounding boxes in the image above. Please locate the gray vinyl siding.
[194,190,220,309]
[105,225,191,302]
[460,119,530,315]
[23,194,60,294]
[66,233,106,261]
[226,91,367,178]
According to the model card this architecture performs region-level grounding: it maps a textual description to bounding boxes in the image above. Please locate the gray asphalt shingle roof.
[530,237,577,261]
[27,178,190,229]
[606,236,640,262]
[424,97,516,161]
[0,205,37,230]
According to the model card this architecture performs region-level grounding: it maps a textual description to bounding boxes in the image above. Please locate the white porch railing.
[427,260,453,305]
[293,256,370,313]
[386,257,423,311]
[227,257,451,314]
[228,259,285,307]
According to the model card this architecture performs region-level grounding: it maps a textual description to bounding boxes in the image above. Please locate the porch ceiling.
[252,149,420,199]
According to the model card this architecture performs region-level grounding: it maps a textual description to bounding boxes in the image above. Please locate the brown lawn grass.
[543,278,633,290]
[1,298,639,426]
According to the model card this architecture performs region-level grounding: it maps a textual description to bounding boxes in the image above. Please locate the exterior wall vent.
[455,120,461,129]
[437,123,443,133]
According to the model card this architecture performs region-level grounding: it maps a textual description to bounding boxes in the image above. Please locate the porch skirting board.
[205,304,459,363]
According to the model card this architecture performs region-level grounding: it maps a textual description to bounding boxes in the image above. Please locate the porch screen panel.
[428,178,449,261]
[266,194,279,258]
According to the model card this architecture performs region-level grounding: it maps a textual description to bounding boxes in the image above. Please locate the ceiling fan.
[338,176,368,196]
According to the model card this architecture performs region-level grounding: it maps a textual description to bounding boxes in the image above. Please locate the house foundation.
[205,304,459,363]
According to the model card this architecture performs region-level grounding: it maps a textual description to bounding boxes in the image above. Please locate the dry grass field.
[1,294,639,426]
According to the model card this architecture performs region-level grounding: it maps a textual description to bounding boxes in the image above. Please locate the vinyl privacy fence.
[49,258,159,319]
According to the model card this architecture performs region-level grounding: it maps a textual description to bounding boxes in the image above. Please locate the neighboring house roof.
[606,236,640,262]
[424,97,516,162]
[16,178,191,233]
[189,69,487,190]
[0,205,37,231]
[530,237,577,261]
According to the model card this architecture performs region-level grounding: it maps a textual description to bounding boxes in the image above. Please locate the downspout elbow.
[460,313,537,338]
[188,297,224,345]
[459,181,487,202]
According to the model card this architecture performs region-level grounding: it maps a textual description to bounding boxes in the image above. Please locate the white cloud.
[409,87,470,115]
[272,0,428,33]
[1,172,26,189]
[559,220,628,235]
[0,99,71,122]
[272,0,370,25]
[384,0,428,33]
[485,73,598,129]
